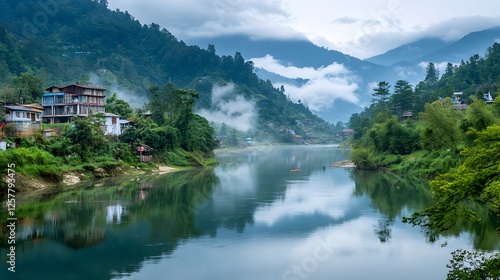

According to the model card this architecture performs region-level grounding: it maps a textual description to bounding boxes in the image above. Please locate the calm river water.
[1,145,499,280]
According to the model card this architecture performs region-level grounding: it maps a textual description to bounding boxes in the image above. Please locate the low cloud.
[414,16,500,42]
[89,73,149,109]
[250,55,359,112]
[197,83,257,132]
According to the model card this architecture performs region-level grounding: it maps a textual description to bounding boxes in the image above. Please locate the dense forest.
[348,43,500,278]
[0,0,339,143]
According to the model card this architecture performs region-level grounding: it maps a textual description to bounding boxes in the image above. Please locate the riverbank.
[0,144,218,196]
[1,162,183,196]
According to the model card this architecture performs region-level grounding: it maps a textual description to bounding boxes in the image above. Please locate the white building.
[2,104,42,137]
[103,113,121,136]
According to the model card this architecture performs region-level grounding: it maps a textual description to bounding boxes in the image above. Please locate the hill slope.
[0,0,337,142]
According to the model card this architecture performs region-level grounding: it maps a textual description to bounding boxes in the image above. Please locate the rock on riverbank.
[331,160,356,168]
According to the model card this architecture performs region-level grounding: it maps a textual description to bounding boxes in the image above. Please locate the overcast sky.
[107,0,500,59]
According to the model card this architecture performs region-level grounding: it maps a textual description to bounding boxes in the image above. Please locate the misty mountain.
[176,28,500,123]
[186,27,500,123]
[187,35,383,71]
[418,26,500,63]
[366,37,451,67]
[187,35,392,122]
[366,26,500,81]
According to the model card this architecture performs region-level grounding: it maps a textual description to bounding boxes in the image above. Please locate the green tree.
[106,92,133,119]
[149,85,166,125]
[372,81,391,105]
[142,126,180,151]
[66,114,107,160]
[446,250,500,280]
[404,124,500,232]
[9,72,44,103]
[391,80,414,118]
[463,97,497,131]
[419,98,462,150]
[424,62,439,88]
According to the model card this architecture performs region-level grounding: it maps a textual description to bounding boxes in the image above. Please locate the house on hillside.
[452,92,468,110]
[41,84,124,136]
[402,111,413,120]
[343,129,354,137]
[103,113,121,136]
[42,84,106,124]
[2,104,42,137]
[484,92,494,104]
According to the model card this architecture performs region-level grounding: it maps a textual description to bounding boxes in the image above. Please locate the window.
[16,112,20,118]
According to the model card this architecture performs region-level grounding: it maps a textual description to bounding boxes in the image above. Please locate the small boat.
[290,169,301,172]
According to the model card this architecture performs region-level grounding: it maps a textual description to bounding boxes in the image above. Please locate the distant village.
[1,84,126,150]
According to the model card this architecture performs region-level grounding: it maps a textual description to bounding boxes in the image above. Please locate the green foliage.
[106,141,134,162]
[464,98,498,131]
[65,114,108,160]
[162,150,192,166]
[391,79,415,117]
[372,81,391,104]
[446,250,500,280]
[0,147,61,190]
[420,98,463,150]
[142,126,180,151]
[424,62,439,87]
[105,92,133,119]
[361,116,420,155]
[404,125,500,232]
[0,147,57,166]
[350,148,376,170]
[184,114,215,153]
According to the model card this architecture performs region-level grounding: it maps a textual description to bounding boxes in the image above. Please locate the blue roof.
[43,93,64,96]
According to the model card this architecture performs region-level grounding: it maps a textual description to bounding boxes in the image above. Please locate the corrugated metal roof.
[104,113,120,117]
[3,105,42,112]
[46,84,106,91]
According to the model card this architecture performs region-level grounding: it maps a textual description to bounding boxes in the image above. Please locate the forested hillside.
[348,42,500,277]
[0,0,337,142]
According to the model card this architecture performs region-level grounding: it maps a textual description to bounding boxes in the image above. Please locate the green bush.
[161,150,193,166]
[351,148,377,170]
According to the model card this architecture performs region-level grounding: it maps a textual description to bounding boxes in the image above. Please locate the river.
[1,145,499,280]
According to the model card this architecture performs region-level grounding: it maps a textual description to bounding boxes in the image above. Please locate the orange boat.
[290,169,301,172]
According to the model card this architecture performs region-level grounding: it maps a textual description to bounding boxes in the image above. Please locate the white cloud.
[89,73,149,109]
[196,83,257,132]
[253,180,354,226]
[250,55,359,111]
[108,0,500,58]
[109,0,304,41]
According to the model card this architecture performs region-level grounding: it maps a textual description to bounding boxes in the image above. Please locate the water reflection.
[0,146,499,280]
[0,169,219,279]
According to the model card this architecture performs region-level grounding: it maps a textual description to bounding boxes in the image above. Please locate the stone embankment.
[330,160,356,168]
